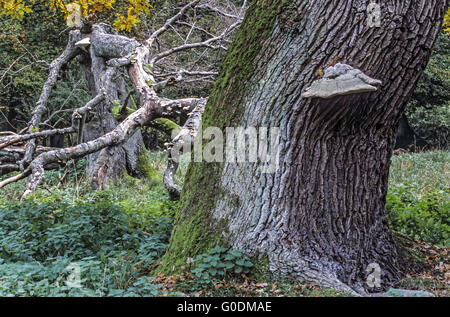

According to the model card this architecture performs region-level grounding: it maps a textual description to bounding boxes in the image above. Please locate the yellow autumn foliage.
[0,0,33,20]
[443,7,450,36]
[0,0,152,31]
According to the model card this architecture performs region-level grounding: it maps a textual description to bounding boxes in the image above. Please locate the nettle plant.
[191,246,253,283]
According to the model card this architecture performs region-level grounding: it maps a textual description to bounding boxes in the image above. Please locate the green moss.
[159,0,288,274]
[156,162,229,275]
[202,0,287,129]
[135,146,163,186]
[112,104,136,121]
[122,169,139,187]
[152,118,180,135]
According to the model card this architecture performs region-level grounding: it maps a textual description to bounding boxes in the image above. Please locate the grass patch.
[387,151,449,246]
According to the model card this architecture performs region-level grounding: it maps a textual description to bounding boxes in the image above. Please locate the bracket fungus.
[75,37,91,48]
[302,63,382,99]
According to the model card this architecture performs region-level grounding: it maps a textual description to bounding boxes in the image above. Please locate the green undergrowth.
[0,150,448,296]
[135,147,164,186]
[0,156,180,296]
[387,151,449,246]
[0,198,174,296]
[151,118,180,135]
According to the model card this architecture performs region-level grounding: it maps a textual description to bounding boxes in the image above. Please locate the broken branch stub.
[302,63,382,99]
[91,24,140,58]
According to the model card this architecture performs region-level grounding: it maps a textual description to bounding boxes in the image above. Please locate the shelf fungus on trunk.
[302,63,382,99]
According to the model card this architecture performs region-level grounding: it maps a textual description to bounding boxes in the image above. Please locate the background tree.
[395,8,450,150]
[160,0,447,294]
[400,30,449,149]
[0,6,84,133]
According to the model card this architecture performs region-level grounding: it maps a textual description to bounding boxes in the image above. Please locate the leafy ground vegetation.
[0,150,448,297]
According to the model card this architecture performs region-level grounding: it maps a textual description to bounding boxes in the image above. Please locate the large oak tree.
[161,0,447,294]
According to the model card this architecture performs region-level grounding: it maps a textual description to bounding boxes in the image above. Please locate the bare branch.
[154,69,218,90]
[0,53,26,84]
[0,164,19,176]
[154,70,219,78]
[42,78,85,126]
[20,30,81,169]
[164,98,206,200]
[175,21,216,39]
[149,19,241,65]
[0,171,28,189]
[0,94,104,150]
[146,0,200,47]
[0,127,74,151]
[197,3,239,19]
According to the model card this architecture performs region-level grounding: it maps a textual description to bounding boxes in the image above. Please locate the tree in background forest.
[396,9,450,150]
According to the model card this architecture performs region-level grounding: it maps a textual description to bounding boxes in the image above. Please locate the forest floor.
[0,150,448,297]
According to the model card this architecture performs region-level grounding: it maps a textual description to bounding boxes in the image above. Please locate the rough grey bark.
[77,23,144,186]
[163,0,447,294]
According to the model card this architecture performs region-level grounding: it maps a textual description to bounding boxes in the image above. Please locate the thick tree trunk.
[78,25,144,187]
[83,103,143,188]
[161,0,446,293]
